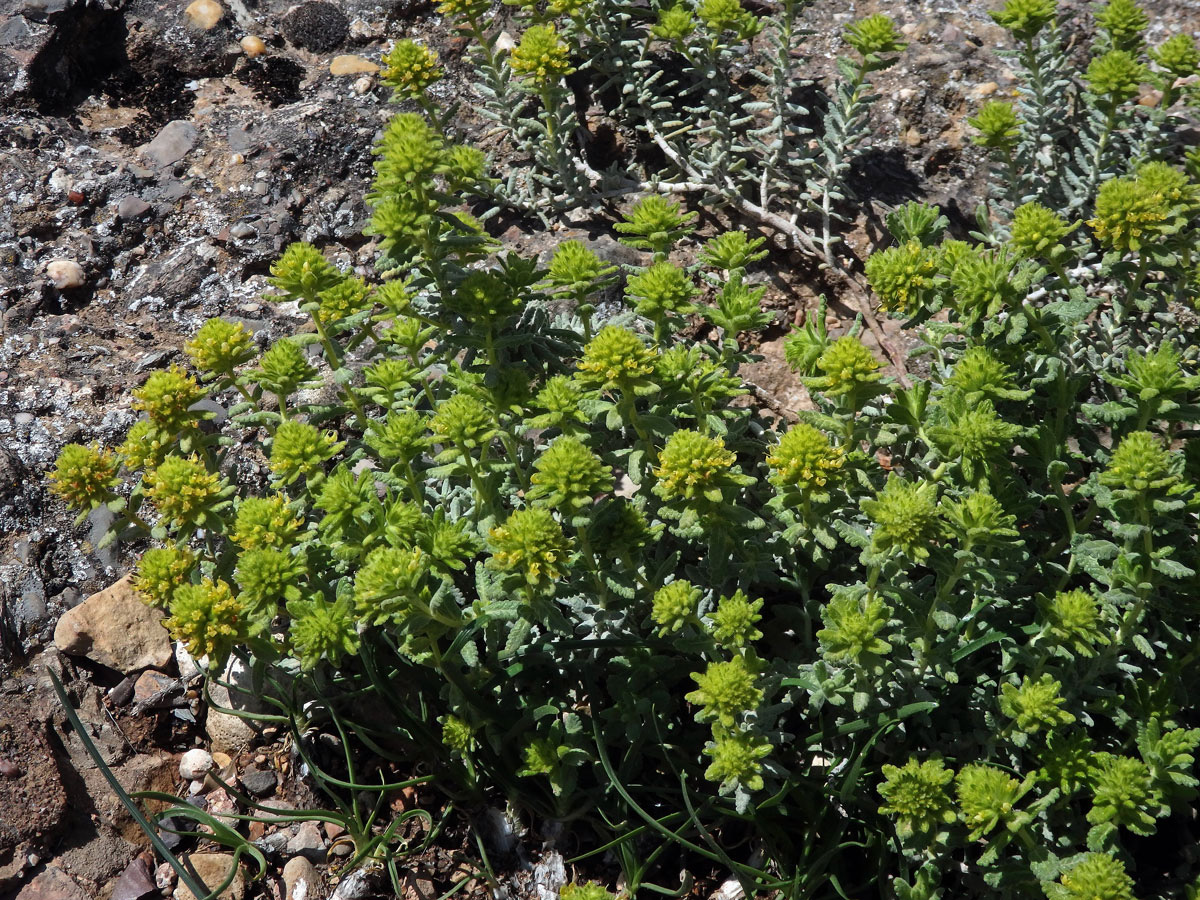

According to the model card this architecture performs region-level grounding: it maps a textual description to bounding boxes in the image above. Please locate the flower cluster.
[509,25,574,89]
[527,437,613,513]
[613,196,697,257]
[999,674,1075,734]
[878,757,957,837]
[184,318,255,380]
[864,240,940,314]
[48,443,120,512]
[382,39,443,99]
[989,0,1056,39]
[686,656,762,727]
[488,508,573,589]
[861,476,942,562]
[767,424,844,496]
[651,580,701,635]
[164,577,256,662]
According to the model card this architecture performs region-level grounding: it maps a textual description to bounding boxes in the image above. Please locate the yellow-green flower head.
[937,239,973,276]
[844,14,906,59]
[382,315,434,358]
[1056,853,1135,900]
[767,424,844,494]
[1039,730,1094,793]
[877,757,957,837]
[436,0,488,21]
[1009,202,1077,260]
[1096,0,1148,53]
[448,270,523,323]
[651,579,702,635]
[1099,430,1179,493]
[686,656,762,727]
[363,358,419,405]
[1086,50,1148,102]
[593,500,661,557]
[999,674,1075,733]
[1136,160,1198,209]
[519,737,559,777]
[700,231,768,272]
[366,410,429,462]
[431,392,496,450]
[133,365,207,435]
[421,510,479,573]
[370,195,437,256]
[132,546,196,608]
[232,494,304,550]
[696,0,762,40]
[49,443,121,511]
[655,346,745,406]
[969,101,1021,151]
[382,39,443,99]
[185,318,255,379]
[703,727,772,792]
[528,375,586,431]
[710,590,764,648]
[269,421,345,485]
[809,336,883,398]
[817,592,891,663]
[374,114,445,189]
[989,0,1056,39]
[613,195,697,257]
[527,436,613,513]
[488,507,574,589]
[509,25,574,89]
[441,715,476,755]
[1043,588,1106,656]
[941,491,1019,545]
[1151,34,1200,78]
[651,3,696,41]
[1087,753,1157,833]
[1088,175,1170,252]
[146,454,226,528]
[317,276,372,325]
[255,338,319,399]
[861,476,942,562]
[652,429,739,504]
[949,247,1020,319]
[1118,342,1199,399]
[441,144,488,190]
[547,241,612,295]
[120,420,171,473]
[576,326,657,395]
[287,595,360,670]
[164,577,252,662]
[269,242,343,301]
[929,400,1023,466]
[235,546,306,608]
[547,0,589,18]
[559,882,617,900]
[946,346,1022,400]
[625,261,697,321]
[354,545,430,624]
[955,764,1026,839]
[864,240,940,314]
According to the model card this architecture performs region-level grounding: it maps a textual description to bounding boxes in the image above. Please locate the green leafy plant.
[47,0,1200,897]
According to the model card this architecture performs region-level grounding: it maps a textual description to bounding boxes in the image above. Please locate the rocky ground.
[1,0,1199,897]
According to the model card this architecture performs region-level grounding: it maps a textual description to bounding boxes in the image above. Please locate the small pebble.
[184,0,224,29]
[0,758,21,778]
[212,751,233,770]
[179,748,215,781]
[13,412,34,426]
[156,862,177,892]
[240,35,267,57]
[971,81,999,98]
[352,76,374,95]
[46,259,85,290]
[229,152,245,165]
[329,54,378,76]
[229,222,257,239]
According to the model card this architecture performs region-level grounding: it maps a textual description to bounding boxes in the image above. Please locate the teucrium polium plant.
[47,0,1200,896]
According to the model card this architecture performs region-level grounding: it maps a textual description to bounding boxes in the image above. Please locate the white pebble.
[46,259,85,290]
[179,748,215,780]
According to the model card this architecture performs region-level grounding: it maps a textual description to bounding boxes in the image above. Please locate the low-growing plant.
[48,0,1200,897]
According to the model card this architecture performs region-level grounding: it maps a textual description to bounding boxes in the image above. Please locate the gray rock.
[286,821,326,862]
[179,748,215,780]
[18,0,70,24]
[141,121,199,169]
[15,571,46,638]
[238,766,277,797]
[282,856,322,900]
[53,575,173,673]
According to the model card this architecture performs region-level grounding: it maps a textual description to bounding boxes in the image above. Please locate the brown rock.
[184,0,224,29]
[240,35,266,57]
[282,856,322,900]
[15,866,89,900]
[54,575,172,673]
[173,854,245,900]
[111,857,157,900]
[329,55,378,76]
